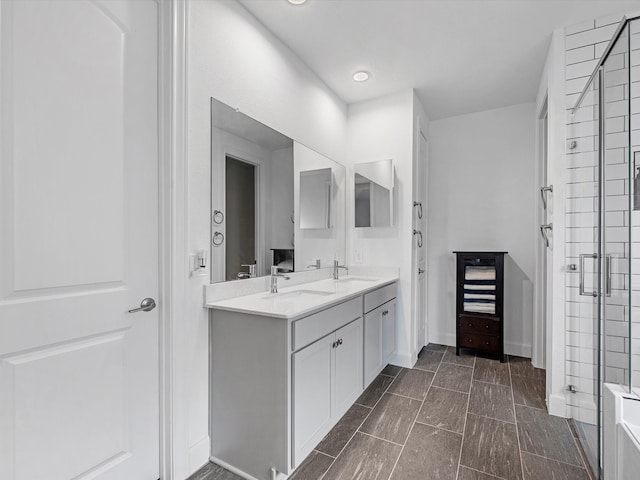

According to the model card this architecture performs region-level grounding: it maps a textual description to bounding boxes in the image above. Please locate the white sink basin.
[261,289,334,300]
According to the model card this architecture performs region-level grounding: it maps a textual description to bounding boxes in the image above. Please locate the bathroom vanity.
[205,275,397,480]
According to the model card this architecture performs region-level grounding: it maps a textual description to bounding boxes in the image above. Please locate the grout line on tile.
[522,449,592,471]
[357,430,405,448]
[311,449,335,459]
[509,357,527,480]
[460,465,508,480]
[413,419,465,435]
[455,355,474,480]
[318,369,398,480]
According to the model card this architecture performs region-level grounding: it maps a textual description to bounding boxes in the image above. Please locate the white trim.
[548,392,568,417]
[532,95,549,370]
[210,456,264,480]
[159,0,189,478]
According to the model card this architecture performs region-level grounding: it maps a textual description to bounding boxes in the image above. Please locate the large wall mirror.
[354,159,395,228]
[210,97,346,282]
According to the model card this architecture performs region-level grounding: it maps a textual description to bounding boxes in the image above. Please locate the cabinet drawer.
[364,283,397,313]
[459,332,500,353]
[458,315,500,335]
[293,298,361,351]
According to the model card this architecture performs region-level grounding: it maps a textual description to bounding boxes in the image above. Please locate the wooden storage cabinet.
[293,317,362,467]
[363,284,397,386]
[454,251,506,362]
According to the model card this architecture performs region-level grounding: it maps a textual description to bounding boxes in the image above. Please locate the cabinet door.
[364,308,383,386]
[293,335,332,467]
[333,318,363,419]
[382,301,397,363]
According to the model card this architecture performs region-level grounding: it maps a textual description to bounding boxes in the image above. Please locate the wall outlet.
[354,249,363,264]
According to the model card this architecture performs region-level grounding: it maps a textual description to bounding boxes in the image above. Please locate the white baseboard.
[210,456,266,480]
[504,341,531,358]
[389,351,414,369]
[188,436,211,477]
[548,393,568,418]
[428,333,532,359]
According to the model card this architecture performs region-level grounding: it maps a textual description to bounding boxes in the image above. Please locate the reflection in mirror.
[294,142,346,271]
[211,97,294,282]
[299,168,333,229]
[354,159,395,228]
[210,98,347,283]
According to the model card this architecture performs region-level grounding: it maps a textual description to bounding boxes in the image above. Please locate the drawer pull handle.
[338,338,343,345]
[382,310,388,316]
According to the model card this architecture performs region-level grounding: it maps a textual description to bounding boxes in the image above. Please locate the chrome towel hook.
[213,210,224,224]
[413,229,423,248]
[212,231,224,246]
[413,201,423,219]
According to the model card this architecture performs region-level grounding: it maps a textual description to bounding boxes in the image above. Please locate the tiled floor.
[190,344,593,480]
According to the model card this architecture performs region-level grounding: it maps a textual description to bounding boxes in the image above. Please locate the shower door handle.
[540,185,553,209]
[579,253,598,297]
[540,224,552,247]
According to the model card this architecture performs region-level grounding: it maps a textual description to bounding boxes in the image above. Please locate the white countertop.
[205,274,398,320]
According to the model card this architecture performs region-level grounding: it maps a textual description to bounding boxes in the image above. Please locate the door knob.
[128,298,156,313]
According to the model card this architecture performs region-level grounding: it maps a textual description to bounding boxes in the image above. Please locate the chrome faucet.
[333,260,348,280]
[307,259,321,269]
[270,265,290,293]
[238,263,257,279]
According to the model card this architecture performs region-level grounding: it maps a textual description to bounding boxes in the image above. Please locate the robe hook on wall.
[413,201,422,219]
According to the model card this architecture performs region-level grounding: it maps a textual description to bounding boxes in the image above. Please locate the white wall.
[427,103,537,357]
[346,89,418,367]
[185,0,347,477]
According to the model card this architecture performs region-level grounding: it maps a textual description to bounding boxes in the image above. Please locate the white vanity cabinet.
[363,283,397,386]
[207,279,396,480]
[293,316,362,467]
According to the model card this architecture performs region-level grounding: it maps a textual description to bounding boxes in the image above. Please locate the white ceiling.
[239,0,639,120]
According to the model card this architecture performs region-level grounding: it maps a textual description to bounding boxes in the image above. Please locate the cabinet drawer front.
[459,332,500,353]
[293,298,361,351]
[458,315,500,335]
[364,283,397,313]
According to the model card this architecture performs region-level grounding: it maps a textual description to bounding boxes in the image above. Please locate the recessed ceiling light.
[287,0,307,5]
[353,71,370,82]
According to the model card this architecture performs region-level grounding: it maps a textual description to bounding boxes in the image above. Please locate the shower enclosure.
[567,15,640,478]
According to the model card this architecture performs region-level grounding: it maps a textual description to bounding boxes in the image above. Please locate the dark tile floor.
[189,345,593,480]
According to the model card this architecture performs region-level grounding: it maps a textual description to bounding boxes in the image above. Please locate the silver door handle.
[128,298,156,313]
[418,268,425,275]
[540,185,553,209]
[540,223,552,247]
[579,254,597,297]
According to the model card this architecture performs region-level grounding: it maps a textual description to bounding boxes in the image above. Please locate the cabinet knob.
[382,310,388,316]
[484,324,490,329]
[468,339,473,343]
[468,323,473,327]
[338,338,343,345]
[485,341,490,345]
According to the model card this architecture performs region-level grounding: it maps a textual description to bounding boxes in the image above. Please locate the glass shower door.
[567,73,601,476]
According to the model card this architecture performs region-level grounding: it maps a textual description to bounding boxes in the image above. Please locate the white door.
[413,126,428,353]
[0,1,160,479]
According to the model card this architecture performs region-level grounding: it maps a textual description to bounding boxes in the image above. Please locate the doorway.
[225,156,257,281]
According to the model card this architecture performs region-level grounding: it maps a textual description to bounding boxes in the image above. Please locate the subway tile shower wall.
[564,14,640,425]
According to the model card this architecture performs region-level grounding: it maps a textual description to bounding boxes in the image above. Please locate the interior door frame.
[158,0,188,478]
[533,94,549,369]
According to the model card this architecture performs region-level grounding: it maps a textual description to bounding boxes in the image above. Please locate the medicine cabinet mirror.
[354,159,395,228]
[299,168,333,229]
[210,97,346,283]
